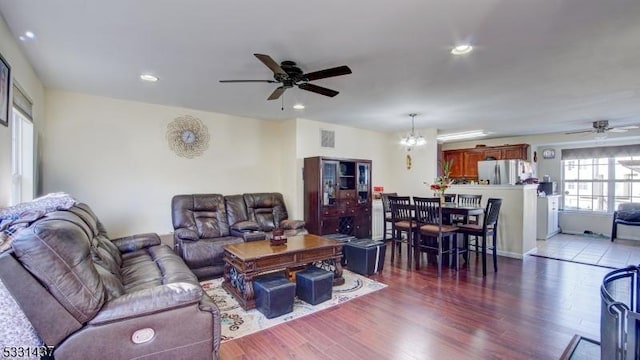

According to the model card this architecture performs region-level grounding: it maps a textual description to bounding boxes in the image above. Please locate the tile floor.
[531,233,640,269]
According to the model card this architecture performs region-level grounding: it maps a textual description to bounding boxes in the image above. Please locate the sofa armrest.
[174,228,199,241]
[231,220,260,232]
[280,219,306,230]
[111,233,161,253]
[230,228,266,242]
[89,282,203,325]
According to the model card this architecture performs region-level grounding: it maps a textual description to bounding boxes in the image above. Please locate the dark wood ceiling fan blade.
[219,80,278,83]
[303,66,352,81]
[298,83,339,97]
[254,53,286,75]
[267,86,286,100]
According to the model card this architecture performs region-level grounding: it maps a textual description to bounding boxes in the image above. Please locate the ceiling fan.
[219,53,352,101]
[565,120,639,135]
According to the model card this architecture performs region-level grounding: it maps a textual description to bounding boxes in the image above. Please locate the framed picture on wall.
[0,53,11,127]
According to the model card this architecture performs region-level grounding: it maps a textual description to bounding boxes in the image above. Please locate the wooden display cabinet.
[304,156,372,238]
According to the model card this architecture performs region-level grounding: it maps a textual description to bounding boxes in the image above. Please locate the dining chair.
[456,198,502,276]
[380,192,398,242]
[413,197,461,276]
[453,194,483,225]
[388,196,417,268]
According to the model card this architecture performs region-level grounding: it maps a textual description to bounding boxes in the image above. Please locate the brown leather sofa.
[172,193,307,280]
[0,203,220,360]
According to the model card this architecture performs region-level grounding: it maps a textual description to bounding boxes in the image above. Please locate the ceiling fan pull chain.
[281,93,284,111]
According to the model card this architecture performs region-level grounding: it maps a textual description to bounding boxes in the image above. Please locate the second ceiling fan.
[220,53,352,101]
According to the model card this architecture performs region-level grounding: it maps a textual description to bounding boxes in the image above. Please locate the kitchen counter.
[449,184,538,259]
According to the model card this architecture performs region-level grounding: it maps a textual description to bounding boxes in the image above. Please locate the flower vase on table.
[428,159,453,204]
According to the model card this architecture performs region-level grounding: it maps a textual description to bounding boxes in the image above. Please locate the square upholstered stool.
[345,239,386,275]
[295,266,333,305]
[253,273,296,319]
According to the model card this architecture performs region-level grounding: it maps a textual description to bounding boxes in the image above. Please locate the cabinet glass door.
[357,162,370,204]
[322,161,338,205]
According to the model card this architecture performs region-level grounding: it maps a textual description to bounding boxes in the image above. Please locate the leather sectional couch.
[0,203,220,360]
[171,192,307,280]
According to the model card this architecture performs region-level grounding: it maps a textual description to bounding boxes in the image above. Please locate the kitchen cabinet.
[443,144,529,179]
[304,156,372,237]
[537,195,560,240]
[443,150,465,177]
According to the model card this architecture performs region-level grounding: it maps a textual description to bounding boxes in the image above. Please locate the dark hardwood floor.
[219,247,608,359]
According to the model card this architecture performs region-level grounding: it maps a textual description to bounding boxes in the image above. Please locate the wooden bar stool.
[456,198,502,276]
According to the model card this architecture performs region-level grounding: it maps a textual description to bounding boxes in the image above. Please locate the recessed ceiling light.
[293,103,305,110]
[19,31,36,42]
[451,44,473,55]
[140,74,159,82]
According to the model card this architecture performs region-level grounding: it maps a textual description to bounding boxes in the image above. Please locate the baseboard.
[496,250,523,259]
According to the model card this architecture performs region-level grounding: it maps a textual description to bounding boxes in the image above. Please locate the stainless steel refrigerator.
[477,159,531,185]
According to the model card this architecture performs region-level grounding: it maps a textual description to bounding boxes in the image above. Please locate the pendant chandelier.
[400,113,426,148]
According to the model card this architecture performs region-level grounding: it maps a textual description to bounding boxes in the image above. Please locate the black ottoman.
[253,273,296,319]
[345,239,386,275]
[295,266,333,305]
[323,233,357,266]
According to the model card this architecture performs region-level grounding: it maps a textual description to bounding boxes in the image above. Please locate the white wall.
[44,90,284,237]
[0,14,45,206]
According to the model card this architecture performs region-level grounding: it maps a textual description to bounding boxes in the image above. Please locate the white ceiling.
[1,0,640,138]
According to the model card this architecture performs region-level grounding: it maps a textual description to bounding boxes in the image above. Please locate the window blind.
[12,84,32,120]
[561,144,640,160]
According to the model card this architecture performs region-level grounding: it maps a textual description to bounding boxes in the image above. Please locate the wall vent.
[320,130,335,148]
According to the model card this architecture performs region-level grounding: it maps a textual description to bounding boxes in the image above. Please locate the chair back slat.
[458,194,482,207]
[413,197,441,225]
[381,192,398,214]
[444,194,457,203]
[484,198,502,228]
[388,196,413,222]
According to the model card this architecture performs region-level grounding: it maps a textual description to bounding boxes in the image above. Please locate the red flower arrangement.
[429,159,453,197]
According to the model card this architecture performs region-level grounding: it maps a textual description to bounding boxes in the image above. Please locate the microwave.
[538,182,556,195]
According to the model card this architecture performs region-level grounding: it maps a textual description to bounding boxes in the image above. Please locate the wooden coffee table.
[222,234,344,310]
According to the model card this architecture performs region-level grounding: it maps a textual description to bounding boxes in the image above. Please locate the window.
[10,85,34,205]
[562,145,640,212]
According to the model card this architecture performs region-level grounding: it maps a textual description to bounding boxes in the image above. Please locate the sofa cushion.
[617,209,640,222]
[12,211,106,324]
[172,194,230,238]
[178,236,243,269]
[244,193,289,232]
[225,194,250,226]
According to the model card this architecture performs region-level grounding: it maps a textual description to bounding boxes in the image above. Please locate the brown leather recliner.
[0,203,220,360]
[243,192,307,238]
[171,193,305,279]
[172,194,256,280]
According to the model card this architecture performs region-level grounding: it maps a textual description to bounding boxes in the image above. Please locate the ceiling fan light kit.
[220,53,352,102]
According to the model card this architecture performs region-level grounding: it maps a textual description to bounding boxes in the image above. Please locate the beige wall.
[43,91,436,238]
[44,90,284,237]
[292,118,439,214]
[0,14,45,206]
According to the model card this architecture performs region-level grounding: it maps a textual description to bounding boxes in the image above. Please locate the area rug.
[200,270,387,342]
